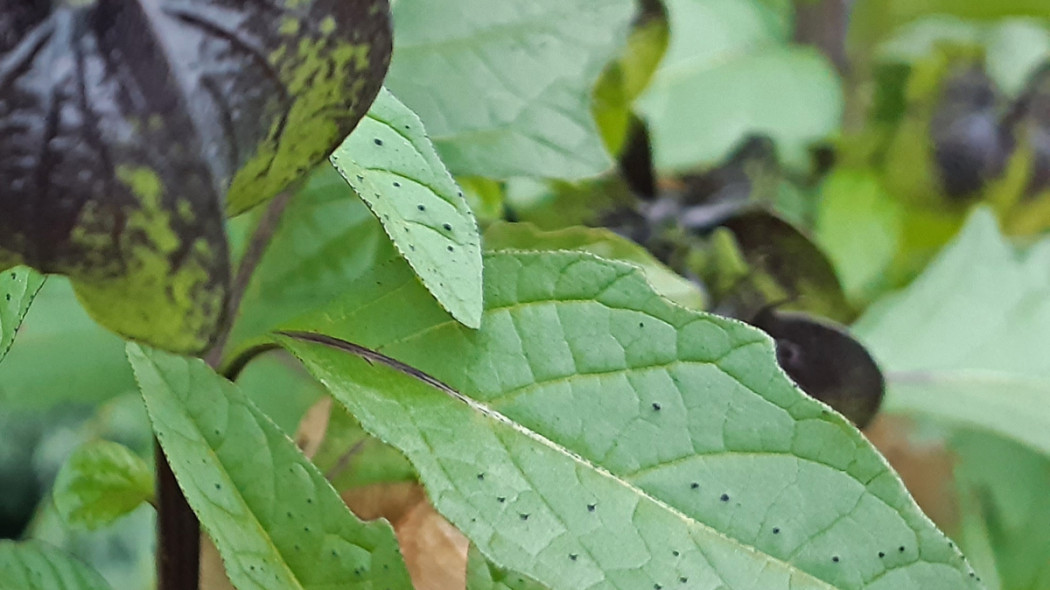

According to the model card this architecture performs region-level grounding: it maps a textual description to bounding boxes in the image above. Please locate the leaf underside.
[0,0,391,352]
[281,250,979,590]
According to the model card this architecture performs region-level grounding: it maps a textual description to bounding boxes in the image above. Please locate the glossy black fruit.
[751,307,885,429]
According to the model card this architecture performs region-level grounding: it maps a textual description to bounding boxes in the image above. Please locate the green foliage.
[128,344,413,589]
[856,209,1050,456]
[52,441,153,531]
[0,267,44,364]
[11,1,1050,588]
[281,251,978,589]
[331,88,484,328]
[638,0,842,170]
[815,170,904,303]
[0,279,134,412]
[230,166,394,348]
[482,221,705,308]
[0,540,112,590]
[384,0,636,179]
[466,545,547,590]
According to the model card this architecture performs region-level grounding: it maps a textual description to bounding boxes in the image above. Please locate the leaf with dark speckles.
[331,88,483,328]
[0,266,44,364]
[129,343,412,589]
[0,0,391,352]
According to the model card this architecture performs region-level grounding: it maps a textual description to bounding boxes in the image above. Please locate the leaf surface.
[0,540,111,590]
[384,0,635,179]
[281,251,979,590]
[638,0,842,170]
[128,344,412,590]
[332,89,484,328]
[53,440,154,531]
[230,165,394,348]
[856,208,1050,457]
[0,0,391,351]
[482,221,705,309]
[0,267,44,364]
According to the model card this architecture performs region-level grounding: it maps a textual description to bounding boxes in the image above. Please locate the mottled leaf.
[52,440,153,531]
[856,208,1050,458]
[0,266,44,363]
[128,344,412,590]
[384,0,635,179]
[0,0,391,352]
[281,251,979,590]
[332,88,483,328]
[638,0,842,170]
[0,540,111,590]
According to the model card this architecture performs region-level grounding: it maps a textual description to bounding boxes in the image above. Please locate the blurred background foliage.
[4,0,1050,588]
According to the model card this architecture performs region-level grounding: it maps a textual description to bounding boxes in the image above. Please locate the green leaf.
[332,88,484,328]
[384,0,635,179]
[849,0,1050,59]
[815,170,904,304]
[952,431,1050,589]
[0,267,44,364]
[719,211,854,323]
[467,545,548,590]
[0,1,391,353]
[482,221,705,309]
[53,441,153,531]
[127,344,412,590]
[593,0,671,155]
[638,0,842,170]
[281,251,979,590]
[0,540,112,590]
[855,208,1050,457]
[230,165,395,349]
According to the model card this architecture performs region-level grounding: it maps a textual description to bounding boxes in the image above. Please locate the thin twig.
[221,342,282,382]
[205,189,295,368]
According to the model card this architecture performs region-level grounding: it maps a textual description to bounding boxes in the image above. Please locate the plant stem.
[156,189,295,590]
[155,442,200,590]
[205,189,295,368]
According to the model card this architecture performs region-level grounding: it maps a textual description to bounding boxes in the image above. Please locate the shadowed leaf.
[0,540,111,590]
